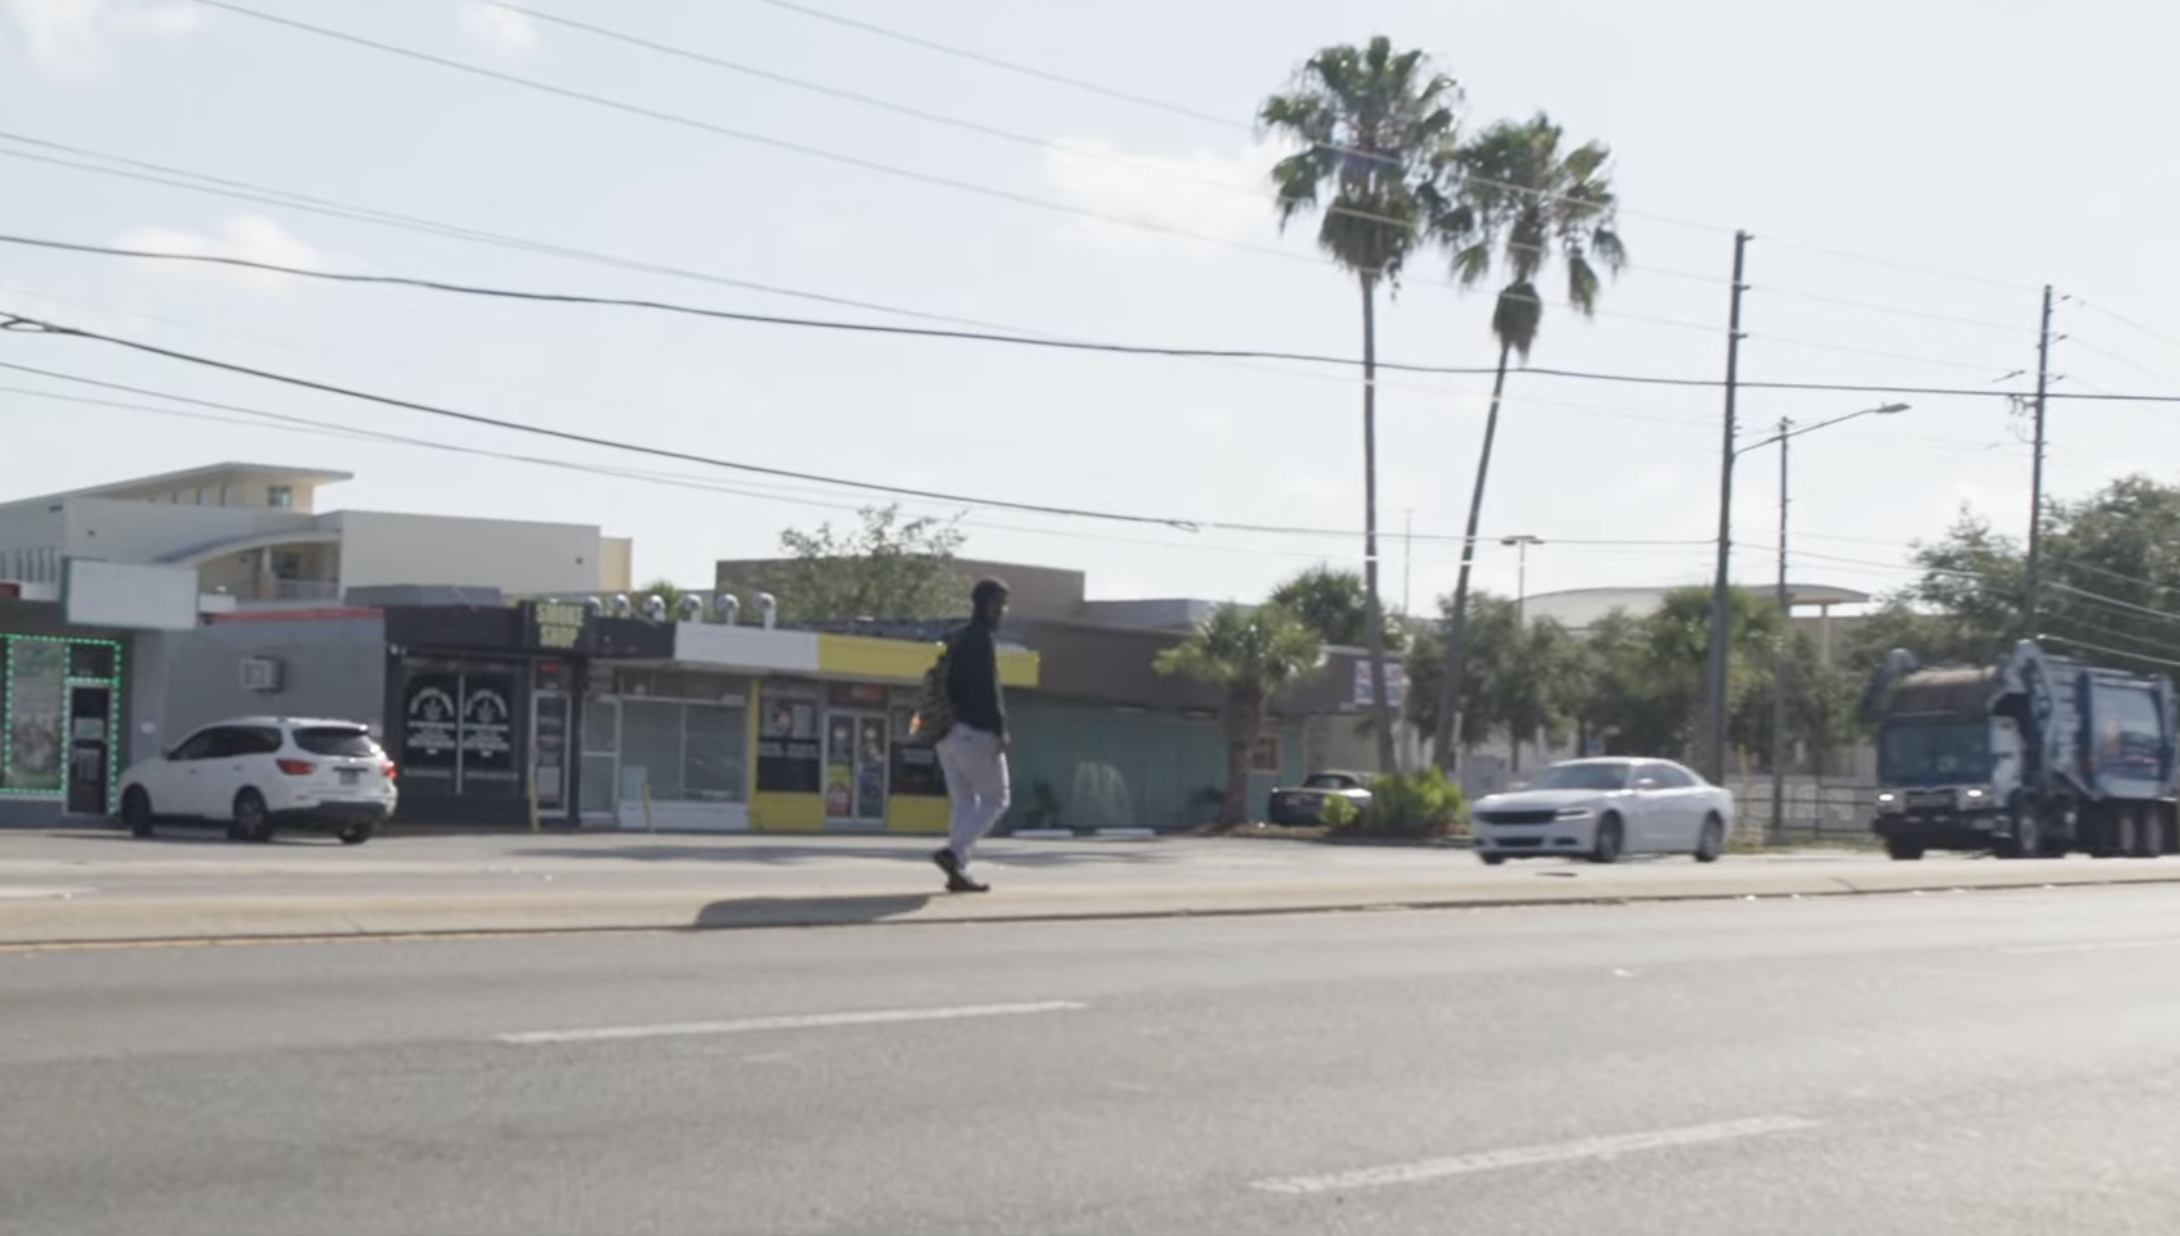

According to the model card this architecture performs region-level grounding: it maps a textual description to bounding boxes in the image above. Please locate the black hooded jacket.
[944,614,1007,738]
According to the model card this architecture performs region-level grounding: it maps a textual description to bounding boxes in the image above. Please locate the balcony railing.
[265,578,341,601]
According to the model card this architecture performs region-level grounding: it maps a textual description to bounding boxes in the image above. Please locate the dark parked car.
[1267,770,1374,826]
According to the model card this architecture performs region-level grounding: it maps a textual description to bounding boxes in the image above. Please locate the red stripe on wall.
[208,607,384,624]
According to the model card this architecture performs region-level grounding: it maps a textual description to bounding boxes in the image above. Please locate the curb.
[4,861,2180,949]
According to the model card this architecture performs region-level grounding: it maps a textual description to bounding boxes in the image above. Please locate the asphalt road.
[7,886,2180,1234]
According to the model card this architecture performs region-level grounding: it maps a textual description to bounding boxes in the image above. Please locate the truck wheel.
[2000,813,2041,860]
[2134,807,2162,858]
[1885,838,1925,861]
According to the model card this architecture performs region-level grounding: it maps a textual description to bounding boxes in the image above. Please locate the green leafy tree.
[1861,476,2180,681]
[1403,591,1582,763]
[1267,565,1409,651]
[1431,114,1629,769]
[1261,37,1460,774]
[1572,588,1782,763]
[1154,603,1326,829]
[719,504,968,624]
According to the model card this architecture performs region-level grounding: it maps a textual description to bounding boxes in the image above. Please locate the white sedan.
[1470,757,1735,865]
[117,716,398,845]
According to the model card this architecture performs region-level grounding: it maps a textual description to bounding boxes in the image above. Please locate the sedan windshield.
[1528,762,1632,792]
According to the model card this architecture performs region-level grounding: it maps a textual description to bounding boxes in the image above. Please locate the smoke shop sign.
[521,600,592,653]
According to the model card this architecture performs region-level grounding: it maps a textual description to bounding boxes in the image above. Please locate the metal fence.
[1728,778,1880,845]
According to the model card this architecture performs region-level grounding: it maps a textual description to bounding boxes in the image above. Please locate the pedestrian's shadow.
[693,894,933,930]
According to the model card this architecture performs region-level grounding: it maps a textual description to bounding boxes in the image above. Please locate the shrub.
[1318,793,1361,829]
[1364,766,1468,838]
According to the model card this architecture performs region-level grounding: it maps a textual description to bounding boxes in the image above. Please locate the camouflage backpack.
[909,638,954,744]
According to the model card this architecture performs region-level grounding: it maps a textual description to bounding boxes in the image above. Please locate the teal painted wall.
[1004,696,1302,831]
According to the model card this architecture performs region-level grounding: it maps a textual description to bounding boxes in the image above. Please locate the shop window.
[620,697,749,804]
[3,639,67,792]
[756,687,823,793]
[1253,731,1285,774]
[397,663,520,798]
[67,642,118,681]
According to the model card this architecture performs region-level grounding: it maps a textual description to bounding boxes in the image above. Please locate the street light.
[1500,535,1545,625]
[1704,402,1909,835]
[1500,535,1545,773]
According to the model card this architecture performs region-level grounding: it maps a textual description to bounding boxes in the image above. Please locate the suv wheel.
[232,789,272,844]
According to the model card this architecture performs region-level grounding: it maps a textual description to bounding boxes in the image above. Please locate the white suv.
[117,717,398,845]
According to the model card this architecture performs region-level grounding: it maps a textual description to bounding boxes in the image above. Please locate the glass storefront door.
[579,697,620,823]
[823,708,889,827]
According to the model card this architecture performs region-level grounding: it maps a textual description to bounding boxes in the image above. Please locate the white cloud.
[1040,137,1281,255]
[0,0,204,81]
[112,215,326,294]
[458,1,536,54]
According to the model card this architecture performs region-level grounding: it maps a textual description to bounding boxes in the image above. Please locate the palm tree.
[1154,603,1326,829]
[1429,113,1628,770]
[1261,37,1461,775]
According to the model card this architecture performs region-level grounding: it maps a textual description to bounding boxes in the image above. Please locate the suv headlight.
[1875,791,1901,814]
[1963,787,1990,803]
[1555,806,1595,820]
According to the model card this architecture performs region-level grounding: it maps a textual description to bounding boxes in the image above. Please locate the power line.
[13,232,2168,407]
[0,374,1486,566]
[487,2,1739,294]
[746,0,1250,133]
[0,360,1732,571]
[2076,300,2180,358]
[747,0,2050,297]
[0,308,1739,549]
[179,0,1723,338]
[2,137,2081,400]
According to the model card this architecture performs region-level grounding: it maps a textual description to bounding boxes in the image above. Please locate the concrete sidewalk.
[3,828,2179,946]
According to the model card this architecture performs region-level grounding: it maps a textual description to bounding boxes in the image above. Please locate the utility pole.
[2023,284,2055,640]
[1402,509,1415,617]
[1704,230,1751,785]
[1501,534,1544,774]
[1771,417,1792,845]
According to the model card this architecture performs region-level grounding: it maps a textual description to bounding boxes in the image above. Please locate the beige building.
[0,463,634,605]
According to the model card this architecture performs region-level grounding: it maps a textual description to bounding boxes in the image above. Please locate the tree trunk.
[1220,688,1264,829]
[1433,339,1517,773]
[1357,272,1400,776]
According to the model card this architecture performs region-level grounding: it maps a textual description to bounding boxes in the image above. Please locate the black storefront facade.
[381,602,669,827]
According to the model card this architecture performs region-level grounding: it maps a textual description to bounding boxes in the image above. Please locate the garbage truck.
[1859,639,2178,860]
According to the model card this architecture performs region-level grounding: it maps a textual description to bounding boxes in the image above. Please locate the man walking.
[933,577,1011,893]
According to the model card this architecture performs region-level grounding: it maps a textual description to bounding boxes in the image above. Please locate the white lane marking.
[1249,1116,1818,1196]
[0,886,93,899]
[1999,938,2180,956]
[494,1000,1086,1045]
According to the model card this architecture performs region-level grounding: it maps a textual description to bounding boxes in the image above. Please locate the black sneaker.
[947,870,991,894]
[932,847,961,880]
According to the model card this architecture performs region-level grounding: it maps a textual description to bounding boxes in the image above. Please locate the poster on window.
[460,672,516,783]
[755,687,822,793]
[855,715,888,819]
[824,715,856,818]
[4,640,65,792]
[402,672,460,775]
[887,704,945,797]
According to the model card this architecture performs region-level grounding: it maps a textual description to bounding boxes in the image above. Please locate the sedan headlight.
[1554,805,1595,820]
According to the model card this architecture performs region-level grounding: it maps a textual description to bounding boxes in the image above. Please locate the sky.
[1,0,2173,615]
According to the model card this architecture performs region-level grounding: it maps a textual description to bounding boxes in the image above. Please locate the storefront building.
[580,624,1038,834]
[0,597,129,827]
